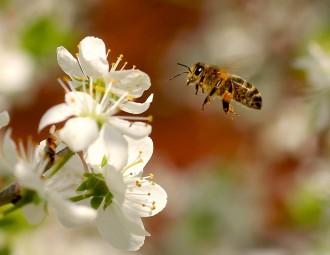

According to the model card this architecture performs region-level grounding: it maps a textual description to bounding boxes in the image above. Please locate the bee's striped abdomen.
[231,77,262,110]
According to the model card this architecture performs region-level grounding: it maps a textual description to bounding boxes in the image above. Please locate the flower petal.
[109,118,151,139]
[59,117,99,152]
[119,94,153,114]
[46,153,85,199]
[104,165,126,203]
[64,91,98,113]
[78,36,109,78]
[57,46,85,79]
[124,179,167,218]
[124,136,153,177]
[49,192,97,228]
[84,125,128,170]
[110,70,151,98]
[0,111,9,128]
[22,202,47,225]
[1,129,18,173]
[38,103,76,132]
[14,161,45,195]
[96,203,149,251]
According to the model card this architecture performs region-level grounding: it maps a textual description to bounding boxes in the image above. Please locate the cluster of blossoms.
[0,36,167,251]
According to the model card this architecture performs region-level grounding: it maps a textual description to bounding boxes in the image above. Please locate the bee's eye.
[194,66,204,76]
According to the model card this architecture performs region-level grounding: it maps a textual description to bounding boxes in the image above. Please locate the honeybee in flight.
[169,62,262,118]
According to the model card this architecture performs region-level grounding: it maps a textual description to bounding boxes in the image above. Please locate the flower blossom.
[0,115,96,227]
[39,37,153,170]
[81,137,167,251]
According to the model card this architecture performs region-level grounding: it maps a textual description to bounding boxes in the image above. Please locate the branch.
[0,182,21,206]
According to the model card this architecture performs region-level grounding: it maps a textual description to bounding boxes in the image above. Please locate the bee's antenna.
[177,63,192,72]
[168,71,189,80]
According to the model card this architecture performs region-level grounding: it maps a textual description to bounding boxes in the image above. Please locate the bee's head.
[187,62,205,85]
[169,62,205,85]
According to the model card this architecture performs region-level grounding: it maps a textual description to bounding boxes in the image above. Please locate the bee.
[169,62,262,118]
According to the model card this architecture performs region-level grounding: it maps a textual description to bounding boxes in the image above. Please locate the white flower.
[92,137,167,251]
[56,36,152,113]
[0,126,96,227]
[39,36,153,157]
[295,42,330,90]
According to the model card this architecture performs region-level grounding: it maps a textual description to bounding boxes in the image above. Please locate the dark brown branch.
[0,182,21,206]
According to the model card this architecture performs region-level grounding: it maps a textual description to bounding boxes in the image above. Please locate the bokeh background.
[2,0,330,254]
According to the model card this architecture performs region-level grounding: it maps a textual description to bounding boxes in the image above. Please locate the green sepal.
[103,192,113,210]
[90,196,104,210]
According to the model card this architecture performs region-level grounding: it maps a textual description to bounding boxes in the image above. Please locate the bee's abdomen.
[232,77,262,110]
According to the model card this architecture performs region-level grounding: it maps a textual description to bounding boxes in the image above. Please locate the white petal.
[14,161,45,196]
[110,70,151,98]
[0,111,9,128]
[59,117,99,152]
[22,202,47,225]
[124,136,153,177]
[38,103,76,132]
[84,125,128,170]
[49,192,96,228]
[45,153,84,199]
[109,118,151,139]
[96,204,149,251]
[64,91,98,113]
[1,129,18,172]
[124,180,167,218]
[78,36,109,78]
[120,94,153,114]
[104,165,126,203]
[57,46,85,79]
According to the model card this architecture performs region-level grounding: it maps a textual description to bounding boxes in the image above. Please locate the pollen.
[148,115,153,123]
[109,78,116,83]
[63,76,71,82]
[149,173,154,179]
[127,95,134,101]
[135,180,141,187]
[151,205,156,210]
[132,65,136,70]
[148,192,151,196]
[119,54,123,59]
[139,150,143,155]
[151,181,155,186]
[75,53,79,58]
[70,97,75,103]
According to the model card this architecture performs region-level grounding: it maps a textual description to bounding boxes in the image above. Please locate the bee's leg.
[201,87,217,110]
[222,91,239,118]
[202,96,209,110]
[195,84,199,95]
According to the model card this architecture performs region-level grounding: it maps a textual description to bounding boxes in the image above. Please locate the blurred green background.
[2,0,330,254]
